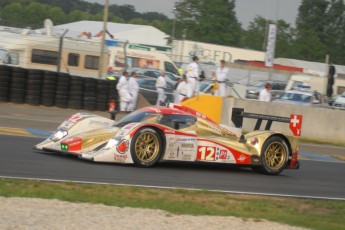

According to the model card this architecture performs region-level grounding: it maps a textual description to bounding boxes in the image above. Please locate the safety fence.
[0,65,119,111]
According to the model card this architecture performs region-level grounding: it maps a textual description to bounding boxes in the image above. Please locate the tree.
[294,0,345,64]
[174,0,241,46]
[241,16,269,51]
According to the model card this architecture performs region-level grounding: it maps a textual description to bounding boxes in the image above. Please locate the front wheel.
[254,136,289,175]
[130,128,163,167]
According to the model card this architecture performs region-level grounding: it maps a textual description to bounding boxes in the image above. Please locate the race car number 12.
[197,146,215,161]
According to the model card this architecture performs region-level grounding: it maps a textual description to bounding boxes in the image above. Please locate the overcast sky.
[86,0,302,28]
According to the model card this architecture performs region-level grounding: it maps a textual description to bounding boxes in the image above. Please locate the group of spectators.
[115,55,272,112]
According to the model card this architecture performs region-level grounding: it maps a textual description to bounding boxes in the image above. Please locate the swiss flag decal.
[290,114,303,136]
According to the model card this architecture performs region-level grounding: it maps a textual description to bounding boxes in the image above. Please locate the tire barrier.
[41,71,58,107]
[0,65,11,102]
[96,79,109,111]
[0,65,120,112]
[55,72,70,108]
[25,69,44,106]
[68,75,84,110]
[83,77,97,111]
[9,67,27,104]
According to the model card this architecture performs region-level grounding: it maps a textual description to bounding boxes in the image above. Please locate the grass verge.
[1,178,344,230]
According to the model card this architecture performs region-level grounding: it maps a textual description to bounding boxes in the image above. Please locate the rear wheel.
[253,136,289,175]
[130,128,162,167]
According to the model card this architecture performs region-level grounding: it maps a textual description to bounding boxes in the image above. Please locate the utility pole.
[98,0,109,78]
[57,29,68,73]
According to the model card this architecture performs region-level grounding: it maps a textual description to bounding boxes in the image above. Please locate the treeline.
[0,0,344,65]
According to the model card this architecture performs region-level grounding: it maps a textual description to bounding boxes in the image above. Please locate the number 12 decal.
[197,146,215,161]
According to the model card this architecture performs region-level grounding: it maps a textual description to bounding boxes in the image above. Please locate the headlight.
[50,130,68,142]
[103,138,119,150]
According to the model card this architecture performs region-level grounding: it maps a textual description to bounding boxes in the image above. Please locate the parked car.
[274,89,327,106]
[333,91,345,109]
[137,77,175,105]
[246,81,287,99]
[128,67,180,89]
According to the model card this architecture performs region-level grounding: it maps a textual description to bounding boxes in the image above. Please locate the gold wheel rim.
[135,132,159,163]
[264,142,287,169]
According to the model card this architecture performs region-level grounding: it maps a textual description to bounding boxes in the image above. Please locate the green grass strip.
[0,178,344,230]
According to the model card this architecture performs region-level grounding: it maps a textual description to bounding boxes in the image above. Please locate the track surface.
[0,103,344,200]
[1,135,344,200]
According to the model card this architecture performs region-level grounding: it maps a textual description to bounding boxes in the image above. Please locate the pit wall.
[222,98,345,142]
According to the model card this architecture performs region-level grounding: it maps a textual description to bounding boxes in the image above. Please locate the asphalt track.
[0,103,345,200]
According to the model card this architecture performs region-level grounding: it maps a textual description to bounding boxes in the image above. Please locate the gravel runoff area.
[0,197,308,230]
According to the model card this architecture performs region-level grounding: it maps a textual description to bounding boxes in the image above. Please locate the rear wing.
[231,108,303,136]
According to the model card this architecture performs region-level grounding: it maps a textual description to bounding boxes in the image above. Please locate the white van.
[285,74,345,96]
[0,29,108,78]
[108,44,179,75]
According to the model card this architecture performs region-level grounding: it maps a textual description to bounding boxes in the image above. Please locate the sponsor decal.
[114,154,127,162]
[290,114,303,136]
[61,137,82,151]
[181,154,192,161]
[197,146,216,161]
[219,150,227,160]
[238,154,247,163]
[165,129,176,134]
[66,114,83,123]
[89,120,111,126]
[208,125,222,134]
[123,123,137,130]
[176,137,196,142]
[181,143,194,148]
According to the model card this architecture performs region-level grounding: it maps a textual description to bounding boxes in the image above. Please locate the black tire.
[0,95,8,102]
[68,100,83,109]
[0,87,9,96]
[96,102,107,111]
[130,128,163,167]
[55,99,68,108]
[42,84,56,91]
[41,98,55,107]
[83,101,96,110]
[253,136,289,175]
[0,81,9,87]
[26,84,42,91]
[10,78,26,85]
[0,65,11,71]
[10,88,25,94]
[27,74,43,81]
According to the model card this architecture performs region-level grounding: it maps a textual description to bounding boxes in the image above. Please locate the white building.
[53,20,170,48]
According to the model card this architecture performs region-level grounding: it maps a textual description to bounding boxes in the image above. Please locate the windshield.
[253,81,265,87]
[114,111,156,127]
[280,92,311,103]
[114,110,196,129]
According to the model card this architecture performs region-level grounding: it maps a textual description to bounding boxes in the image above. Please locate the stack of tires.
[9,67,27,104]
[0,65,11,102]
[96,79,109,111]
[107,78,119,111]
[68,75,84,110]
[55,73,70,108]
[41,71,58,107]
[83,77,97,111]
[25,69,43,106]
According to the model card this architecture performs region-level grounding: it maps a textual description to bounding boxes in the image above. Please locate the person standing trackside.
[175,74,192,103]
[212,60,229,97]
[128,71,139,111]
[186,56,200,96]
[259,82,272,102]
[116,71,132,111]
[155,70,167,106]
